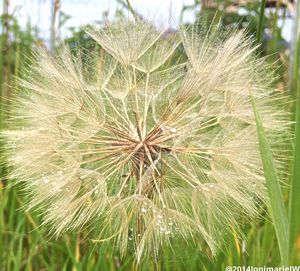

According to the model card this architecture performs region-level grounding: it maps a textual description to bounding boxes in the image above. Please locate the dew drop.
[141,207,147,213]
[170,127,177,133]
[202,186,210,192]
[43,178,49,184]
[160,226,166,232]
[242,239,246,253]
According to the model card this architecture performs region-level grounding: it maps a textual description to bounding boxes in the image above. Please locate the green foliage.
[289,73,300,264]
[250,94,289,265]
[0,185,285,270]
[289,0,300,262]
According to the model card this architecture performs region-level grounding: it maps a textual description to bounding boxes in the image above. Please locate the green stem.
[289,1,300,259]
[256,0,266,45]
[125,0,138,20]
[289,74,300,263]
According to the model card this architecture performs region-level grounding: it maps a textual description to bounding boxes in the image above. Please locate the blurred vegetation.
[0,0,299,270]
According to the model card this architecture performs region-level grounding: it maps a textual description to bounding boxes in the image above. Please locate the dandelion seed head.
[2,19,291,262]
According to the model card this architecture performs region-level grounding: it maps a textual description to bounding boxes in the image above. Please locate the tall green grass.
[250,95,289,265]
[289,0,300,264]
[253,0,300,265]
[256,0,266,45]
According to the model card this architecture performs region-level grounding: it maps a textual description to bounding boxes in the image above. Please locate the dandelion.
[3,20,290,262]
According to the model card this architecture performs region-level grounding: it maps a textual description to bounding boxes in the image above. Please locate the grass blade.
[250,95,289,265]
[289,0,300,262]
[256,0,266,45]
[289,41,300,263]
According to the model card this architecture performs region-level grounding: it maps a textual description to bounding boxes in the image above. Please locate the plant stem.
[125,0,138,20]
[256,0,266,45]
[1,0,11,126]
[289,0,300,261]
[50,0,60,53]
[1,0,10,99]
[288,0,300,97]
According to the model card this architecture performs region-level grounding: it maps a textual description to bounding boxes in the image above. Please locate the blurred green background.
[0,0,300,270]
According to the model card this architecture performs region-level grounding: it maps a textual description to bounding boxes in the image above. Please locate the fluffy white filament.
[3,20,291,261]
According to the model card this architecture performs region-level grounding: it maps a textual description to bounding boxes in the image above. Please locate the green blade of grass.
[256,0,266,45]
[289,0,300,261]
[250,95,289,265]
[289,88,300,257]
[288,0,300,97]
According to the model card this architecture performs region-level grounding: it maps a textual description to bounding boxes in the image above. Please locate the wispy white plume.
[2,19,291,262]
